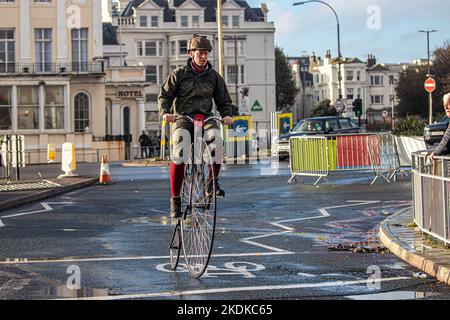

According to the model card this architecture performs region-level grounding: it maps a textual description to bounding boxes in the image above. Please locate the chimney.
[367,54,377,68]
[167,0,174,9]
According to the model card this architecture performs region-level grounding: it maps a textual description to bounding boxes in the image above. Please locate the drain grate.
[0,180,61,192]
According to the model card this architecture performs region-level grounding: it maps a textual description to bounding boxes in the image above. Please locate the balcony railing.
[0,62,105,76]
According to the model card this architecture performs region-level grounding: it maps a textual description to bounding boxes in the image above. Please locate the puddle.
[43,285,118,299]
[346,291,439,300]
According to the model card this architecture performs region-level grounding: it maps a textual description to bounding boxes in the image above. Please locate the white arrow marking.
[0,219,4,228]
[1,202,74,219]
[240,201,381,252]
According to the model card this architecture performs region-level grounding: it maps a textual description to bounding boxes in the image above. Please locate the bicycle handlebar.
[176,115,224,124]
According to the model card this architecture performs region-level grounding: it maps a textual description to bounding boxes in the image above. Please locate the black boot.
[215,179,225,198]
[170,197,182,218]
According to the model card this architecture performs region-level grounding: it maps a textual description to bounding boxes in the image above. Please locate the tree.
[275,46,298,111]
[310,99,337,117]
[396,41,450,117]
[395,65,429,117]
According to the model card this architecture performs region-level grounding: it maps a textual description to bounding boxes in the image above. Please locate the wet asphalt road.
[1,162,450,300]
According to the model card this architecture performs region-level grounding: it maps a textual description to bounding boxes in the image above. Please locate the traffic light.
[352,99,363,117]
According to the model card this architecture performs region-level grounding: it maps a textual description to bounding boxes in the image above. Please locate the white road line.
[0,219,4,228]
[241,231,294,253]
[1,202,74,219]
[239,200,382,254]
[0,251,295,265]
[58,276,412,300]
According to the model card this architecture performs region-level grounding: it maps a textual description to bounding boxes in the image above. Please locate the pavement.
[2,159,450,291]
[379,207,450,286]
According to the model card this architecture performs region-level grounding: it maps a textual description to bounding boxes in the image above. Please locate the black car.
[272,116,362,159]
[424,116,449,148]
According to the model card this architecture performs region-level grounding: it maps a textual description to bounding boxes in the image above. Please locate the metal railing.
[0,62,105,75]
[288,132,401,185]
[412,151,450,245]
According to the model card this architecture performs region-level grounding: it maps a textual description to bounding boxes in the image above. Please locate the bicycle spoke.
[181,139,217,277]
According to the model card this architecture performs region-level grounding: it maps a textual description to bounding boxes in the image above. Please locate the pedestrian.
[427,92,450,158]
[138,130,150,159]
[158,34,235,218]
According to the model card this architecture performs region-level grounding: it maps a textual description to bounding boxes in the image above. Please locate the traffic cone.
[99,155,112,185]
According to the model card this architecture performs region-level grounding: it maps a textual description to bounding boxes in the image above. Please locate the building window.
[356,71,361,81]
[346,88,354,100]
[137,41,163,57]
[74,92,90,132]
[151,16,158,27]
[222,16,229,28]
[140,15,147,27]
[146,65,157,83]
[72,28,88,72]
[225,40,245,56]
[370,95,384,104]
[170,41,176,56]
[35,28,52,72]
[0,29,15,73]
[145,41,156,56]
[232,15,240,28]
[346,71,353,81]
[181,16,188,27]
[137,41,143,56]
[370,75,384,86]
[192,15,199,28]
[179,40,187,55]
[45,86,64,130]
[17,86,39,130]
[0,86,11,130]
[226,65,245,85]
[389,75,396,85]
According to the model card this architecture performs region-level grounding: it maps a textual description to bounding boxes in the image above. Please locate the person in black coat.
[428,93,450,159]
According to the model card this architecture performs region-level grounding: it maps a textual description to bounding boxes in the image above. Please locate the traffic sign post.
[425,77,436,125]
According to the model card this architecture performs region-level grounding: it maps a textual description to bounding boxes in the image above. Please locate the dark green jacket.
[158,59,233,118]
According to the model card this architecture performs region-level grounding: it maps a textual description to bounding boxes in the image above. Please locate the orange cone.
[99,155,112,185]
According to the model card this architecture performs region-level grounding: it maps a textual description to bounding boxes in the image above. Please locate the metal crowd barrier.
[288,133,400,185]
[412,151,450,245]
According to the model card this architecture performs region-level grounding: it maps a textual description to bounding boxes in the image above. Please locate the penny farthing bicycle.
[169,114,222,278]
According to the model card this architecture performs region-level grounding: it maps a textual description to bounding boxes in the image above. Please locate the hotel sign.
[117,90,144,98]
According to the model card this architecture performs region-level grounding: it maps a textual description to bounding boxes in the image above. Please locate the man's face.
[190,49,209,67]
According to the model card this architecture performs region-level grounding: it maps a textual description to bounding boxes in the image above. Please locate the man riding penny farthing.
[158,34,235,278]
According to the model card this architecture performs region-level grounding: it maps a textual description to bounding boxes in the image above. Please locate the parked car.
[272,116,362,160]
[424,116,449,148]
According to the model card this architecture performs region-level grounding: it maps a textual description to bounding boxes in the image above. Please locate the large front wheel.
[181,140,217,278]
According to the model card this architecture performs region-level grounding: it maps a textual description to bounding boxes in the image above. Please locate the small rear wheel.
[169,223,181,270]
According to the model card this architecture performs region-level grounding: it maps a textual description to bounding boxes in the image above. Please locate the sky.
[245,0,450,64]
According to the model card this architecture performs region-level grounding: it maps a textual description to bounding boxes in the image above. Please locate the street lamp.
[293,1,343,103]
[418,29,438,124]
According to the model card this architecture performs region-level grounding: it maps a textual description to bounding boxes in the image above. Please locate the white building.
[299,51,410,129]
[114,0,276,132]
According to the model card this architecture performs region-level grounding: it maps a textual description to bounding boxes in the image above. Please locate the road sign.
[335,100,346,112]
[277,113,293,134]
[424,78,436,93]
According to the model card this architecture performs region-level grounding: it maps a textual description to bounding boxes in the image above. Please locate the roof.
[331,57,365,65]
[367,64,389,72]
[121,0,265,22]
